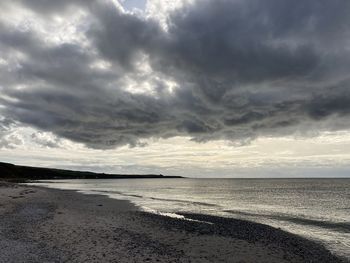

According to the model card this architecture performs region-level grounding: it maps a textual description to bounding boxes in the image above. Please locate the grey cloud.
[30,132,61,148]
[2,0,94,15]
[0,119,22,149]
[88,1,162,70]
[0,0,350,148]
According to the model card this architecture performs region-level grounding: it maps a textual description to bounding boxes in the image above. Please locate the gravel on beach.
[0,182,347,263]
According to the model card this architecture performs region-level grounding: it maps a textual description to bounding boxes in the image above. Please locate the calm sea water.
[30,178,350,259]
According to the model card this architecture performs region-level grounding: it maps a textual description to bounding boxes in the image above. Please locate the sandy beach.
[0,182,345,263]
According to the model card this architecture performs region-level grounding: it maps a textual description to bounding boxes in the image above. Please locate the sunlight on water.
[29,178,350,259]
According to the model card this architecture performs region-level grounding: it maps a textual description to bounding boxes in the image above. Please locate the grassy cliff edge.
[0,162,183,181]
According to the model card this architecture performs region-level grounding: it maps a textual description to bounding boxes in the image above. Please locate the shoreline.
[0,182,347,262]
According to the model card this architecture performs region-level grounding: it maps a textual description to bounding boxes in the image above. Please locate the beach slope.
[0,182,345,263]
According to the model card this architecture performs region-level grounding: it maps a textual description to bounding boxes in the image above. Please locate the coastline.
[0,182,346,263]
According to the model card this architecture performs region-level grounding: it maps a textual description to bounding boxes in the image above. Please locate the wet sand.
[0,182,346,263]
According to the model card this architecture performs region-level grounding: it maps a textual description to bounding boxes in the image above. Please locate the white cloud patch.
[2,132,350,177]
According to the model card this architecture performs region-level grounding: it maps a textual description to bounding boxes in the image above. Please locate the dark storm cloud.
[0,0,350,148]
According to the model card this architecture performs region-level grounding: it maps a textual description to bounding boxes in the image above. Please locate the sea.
[29,178,350,259]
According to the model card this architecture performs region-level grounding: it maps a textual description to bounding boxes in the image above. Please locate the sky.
[0,0,350,177]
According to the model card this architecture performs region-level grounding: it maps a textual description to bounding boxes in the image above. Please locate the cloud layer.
[1,0,350,148]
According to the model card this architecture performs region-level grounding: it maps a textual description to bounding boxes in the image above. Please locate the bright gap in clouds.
[1,125,350,177]
[120,0,147,13]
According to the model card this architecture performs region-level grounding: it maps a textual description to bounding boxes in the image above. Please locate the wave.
[148,197,220,207]
[224,210,350,233]
[88,189,144,199]
[88,189,220,207]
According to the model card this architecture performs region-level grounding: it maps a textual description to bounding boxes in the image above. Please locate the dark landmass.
[0,162,183,181]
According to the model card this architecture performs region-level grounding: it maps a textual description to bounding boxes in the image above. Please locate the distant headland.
[0,162,183,181]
